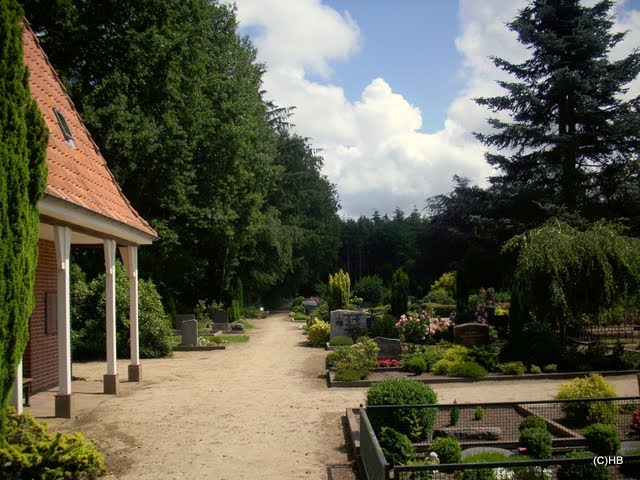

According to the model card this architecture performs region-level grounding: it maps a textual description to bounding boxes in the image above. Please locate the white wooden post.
[54,225,73,417]
[103,239,119,394]
[11,360,23,414]
[120,246,141,382]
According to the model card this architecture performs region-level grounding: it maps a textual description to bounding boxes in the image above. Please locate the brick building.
[11,23,158,418]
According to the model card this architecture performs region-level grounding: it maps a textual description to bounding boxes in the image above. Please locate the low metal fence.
[359,397,640,480]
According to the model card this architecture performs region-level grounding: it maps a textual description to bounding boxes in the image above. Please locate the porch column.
[54,225,73,418]
[103,239,119,394]
[11,360,23,414]
[120,246,141,382]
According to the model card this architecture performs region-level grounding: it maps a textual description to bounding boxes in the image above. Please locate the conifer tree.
[0,0,48,435]
[475,0,640,220]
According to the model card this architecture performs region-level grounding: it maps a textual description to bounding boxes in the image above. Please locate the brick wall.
[24,239,59,393]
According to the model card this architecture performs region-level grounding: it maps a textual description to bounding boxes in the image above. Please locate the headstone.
[175,313,195,330]
[373,337,402,360]
[211,309,229,332]
[330,310,369,339]
[180,319,198,347]
[302,300,319,314]
[453,322,490,347]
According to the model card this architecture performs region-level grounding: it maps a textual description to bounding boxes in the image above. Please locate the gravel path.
[38,312,640,479]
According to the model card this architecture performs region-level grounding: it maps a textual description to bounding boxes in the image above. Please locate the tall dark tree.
[0,0,48,435]
[475,0,640,223]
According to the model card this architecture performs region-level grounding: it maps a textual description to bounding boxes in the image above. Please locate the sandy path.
[38,312,640,480]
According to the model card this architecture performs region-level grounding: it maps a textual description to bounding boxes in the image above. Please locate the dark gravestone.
[330,310,369,339]
[373,337,402,360]
[175,313,195,330]
[453,322,490,347]
[211,309,229,332]
[180,319,198,347]
[302,300,319,314]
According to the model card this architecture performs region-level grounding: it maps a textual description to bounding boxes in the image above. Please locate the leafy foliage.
[70,262,173,359]
[0,408,107,479]
[366,379,438,442]
[519,427,552,459]
[378,427,415,466]
[404,355,427,375]
[329,336,353,347]
[327,269,350,312]
[327,337,379,377]
[371,314,400,338]
[391,268,410,317]
[555,373,618,426]
[496,362,526,375]
[306,318,330,347]
[558,450,610,480]
[504,220,640,339]
[430,436,462,464]
[354,275,385,305]
[448,361,488,378]
[519,416,547,433]
[0,0,48,435]
[584,423,620,456]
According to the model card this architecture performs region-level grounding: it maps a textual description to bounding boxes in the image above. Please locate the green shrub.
[307,318,330,346]
[328,269,350,312]
[496,361,526,375]
[474,406,485,421]
[292,295,305,307]
[71,262,173,360]
[611,342,634,370]
[557,450,610,480]
[555,374,618,426]
[0,408,107,479]
[584,423,620,455]
[378,427,415,466]
[242,306,262,318]
[432,359,455,375]
[327,338,379,376]
[424,288,455,305]
[430,436,462,464]
[422,345,447,370]
[543,364,557,373]
[366,379,438,442]
[443,345,469,363]
[329,335,354,347]
[313,302,330,322]
[448,361,488,378]
[529,365,541,374]
[423,302,456,318]
[334,368,362,381]
[354,275,385,305]
[293,312,309,321]
[391,268,409,317]
[519,416,547,432]
[405,355,428,375]
[519,428,552,459]
[292,304,306,315]
[450,401,460,426]
[371,314,400,338]
[468,346,498,372]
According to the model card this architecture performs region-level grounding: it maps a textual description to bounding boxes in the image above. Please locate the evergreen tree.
[475,0,640,222]
[0,0,48,435]
[390,268,409,318]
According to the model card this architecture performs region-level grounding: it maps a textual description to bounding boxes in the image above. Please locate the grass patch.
[239,320,255,329]
[463,452,511,463]
[172,334,250,347]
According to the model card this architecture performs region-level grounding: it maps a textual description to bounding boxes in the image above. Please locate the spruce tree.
[0,0,48,436]
[475,0,640,221]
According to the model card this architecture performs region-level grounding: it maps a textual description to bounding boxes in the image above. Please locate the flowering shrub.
[377,359,399,368]
[631,409,640,436]
[395,311,452,344]
[306,296,321,304]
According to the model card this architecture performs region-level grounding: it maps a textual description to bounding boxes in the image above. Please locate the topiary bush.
[0,408,107,479]
[430,436,461,464]
[555,373,618,426]
[519,416,547,433]
[557,450,610,480]
[366,379,438,442]
[306,318,330,346]
[450,400,460,426]
[448,361,488,378]
[329,335,354,347]
[354,275,385,305]
[584,423,620,456]
[474,406,485,421]
[378,426,415,466]
[496,361,526,375]
[404,355,427,375]
[519,427,552,459]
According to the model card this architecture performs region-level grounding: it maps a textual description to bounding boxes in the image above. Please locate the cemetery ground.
[27,312,640,480]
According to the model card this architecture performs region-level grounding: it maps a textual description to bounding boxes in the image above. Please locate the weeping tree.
[0,0,48,437]
[504,220,640,340]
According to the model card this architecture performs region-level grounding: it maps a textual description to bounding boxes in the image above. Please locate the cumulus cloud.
[232,0,640,218]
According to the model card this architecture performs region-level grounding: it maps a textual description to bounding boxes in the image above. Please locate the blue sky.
[232,0,640,218]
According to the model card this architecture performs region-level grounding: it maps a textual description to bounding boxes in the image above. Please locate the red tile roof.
[23,23,157,239]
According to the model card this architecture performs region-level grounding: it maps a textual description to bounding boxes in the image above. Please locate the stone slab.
[330,310,369,339]
[212,309,229,324]
[373,336,402,360]
[180,318,199,346]
[175,313,195,330]
[453,322,490,347]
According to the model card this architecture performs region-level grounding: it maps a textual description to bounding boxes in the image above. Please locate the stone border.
[345,408,360,455]
[172,345,226,351]
[327,369,640,388]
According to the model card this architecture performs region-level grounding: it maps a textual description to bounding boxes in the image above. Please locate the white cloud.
[232,0,640,218]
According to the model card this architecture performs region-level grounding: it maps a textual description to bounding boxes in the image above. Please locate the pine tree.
[0,0,48,436]
[390,268,409,318]
[475,0,640,221]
